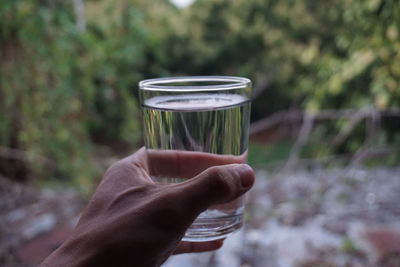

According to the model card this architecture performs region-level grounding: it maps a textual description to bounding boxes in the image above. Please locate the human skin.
[41,148,255,267]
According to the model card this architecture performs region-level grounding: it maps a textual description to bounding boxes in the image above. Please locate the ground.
[1,166,400,266]
[0,177,84,266]
[165,167,400,267]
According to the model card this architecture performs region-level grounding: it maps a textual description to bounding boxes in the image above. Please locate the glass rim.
[139,76,251,92]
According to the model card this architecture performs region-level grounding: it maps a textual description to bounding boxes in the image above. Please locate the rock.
[22,214,57,240]
[350,223,400,264]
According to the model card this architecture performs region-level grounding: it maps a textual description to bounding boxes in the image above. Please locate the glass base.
[182,213,243,242]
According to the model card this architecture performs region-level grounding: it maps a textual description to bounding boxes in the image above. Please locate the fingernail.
[235,164,254,188]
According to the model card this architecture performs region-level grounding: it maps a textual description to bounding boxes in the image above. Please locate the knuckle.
[106,159,142,177]
[208,166,234,197]
[107,160,128,174]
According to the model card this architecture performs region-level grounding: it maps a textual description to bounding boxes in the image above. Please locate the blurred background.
[1,0,399,266]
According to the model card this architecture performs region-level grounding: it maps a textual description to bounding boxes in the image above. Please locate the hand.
[41,148,255,267]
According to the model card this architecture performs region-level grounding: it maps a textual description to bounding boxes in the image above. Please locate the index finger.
[146,149,247,178]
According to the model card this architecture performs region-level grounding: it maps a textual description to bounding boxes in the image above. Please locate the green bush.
[1,0,399,188]
[163,0,400,156]
[0,0,164,190]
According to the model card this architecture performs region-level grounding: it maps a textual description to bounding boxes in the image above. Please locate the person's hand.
[41,148,255,267]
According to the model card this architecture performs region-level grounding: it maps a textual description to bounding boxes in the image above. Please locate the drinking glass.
[139,76,252,241]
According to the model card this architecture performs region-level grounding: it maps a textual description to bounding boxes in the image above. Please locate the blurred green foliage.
[248,142,293,168]
[1,0,399,188]
[161,0,400,113]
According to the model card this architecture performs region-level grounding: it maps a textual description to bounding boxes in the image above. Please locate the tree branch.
[250,108,400,135]
[72,0,86,32]
[284,112,314,169]
[0,147,53,166]
[332,109,367,147]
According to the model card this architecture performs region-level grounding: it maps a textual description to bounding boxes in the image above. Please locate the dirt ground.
[165,167,400,267]
[1,166,400,267]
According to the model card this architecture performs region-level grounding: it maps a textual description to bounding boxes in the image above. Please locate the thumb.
[170,164,255,215]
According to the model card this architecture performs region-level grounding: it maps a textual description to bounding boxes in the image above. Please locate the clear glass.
[139,76,252,241]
